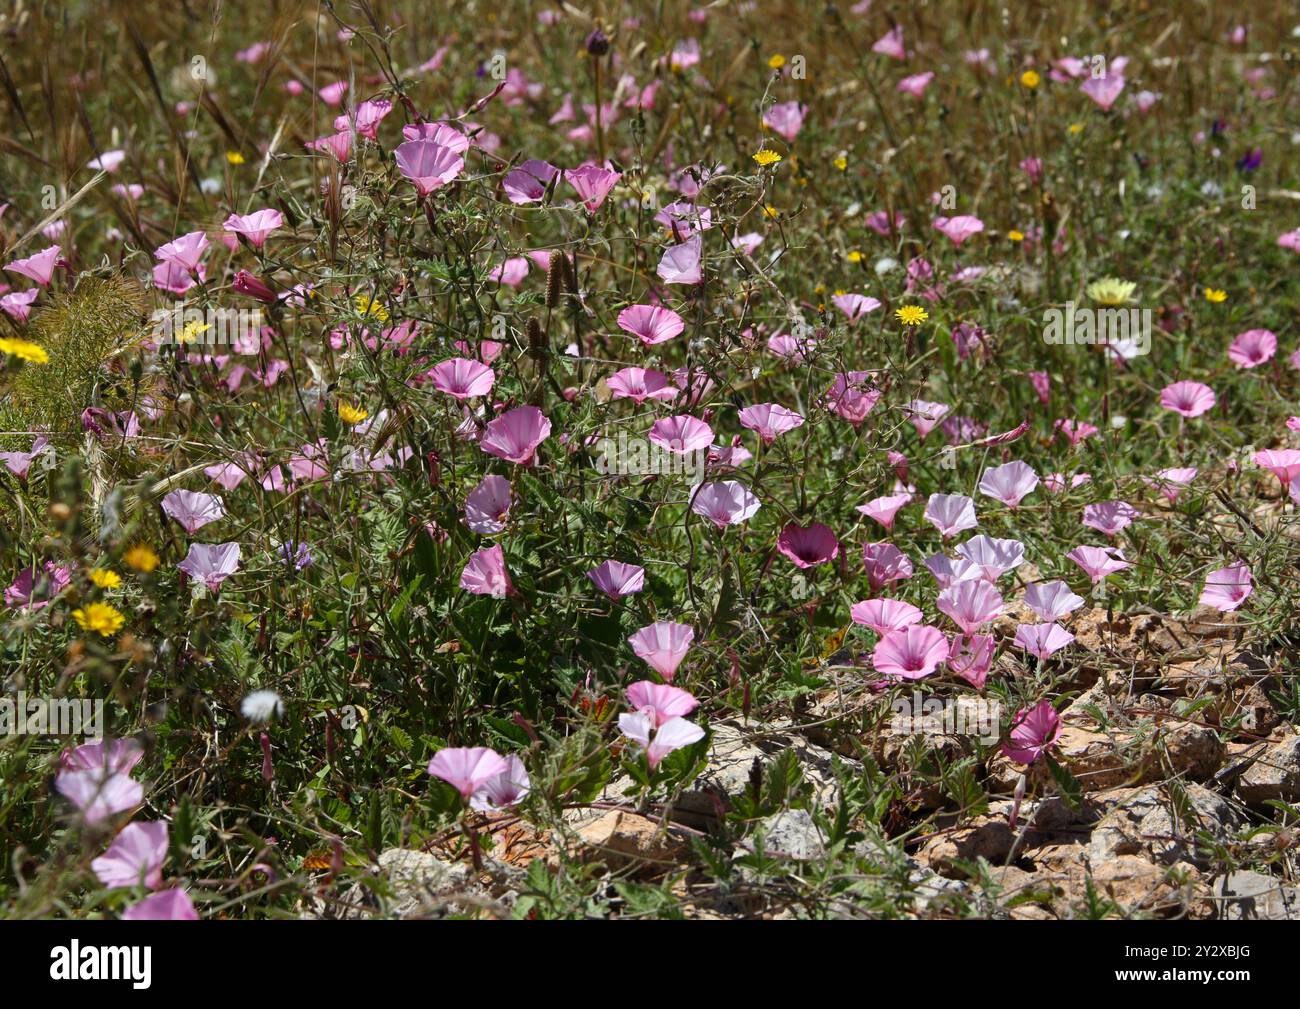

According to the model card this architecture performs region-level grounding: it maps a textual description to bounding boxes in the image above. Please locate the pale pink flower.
[153,260,200,295]
[856,492,912,531]
[502,160,559,204]
[896,71,935,97]
[393,139,465,195]
[862,542,914,592]
[428,746,509,799]
[866,210,905,235]
[1082,501,1140,538]
[956,535,1025,582]
[87,149,126,172]
[931,215,984,245]
[1001,699,1062,765]
[762,101,805,141]
[1066,544,1130,582]
[1228,329,1277,369]
[1279,229,1300,254]
[334,98,393,140]
[1144,467,1197,502]
[401,122,471,154]
[318,80,348,106]
[464,475,512,534]
[924,553,982,590]
[1014,622,1076,661]
[831,292,881,321]
[872,625,950,681]
[93,821,168,890]
[480,406,551,464]
[905,399,949,438]
[567,163,620,211]
[657,234,703,284]
[937,579,1004,633]
[948,634,995,688]
[1053,418,1099,448]
[1081,73,1126,111]
[122,888,198,921]
[306,131,353,161]
[776,522,840,568]
[618,711,705,768]
[738,403,804,445]
[850,598,923,635]
[154,232,208,274]
[55,769,142,824]
[0,288,40,322]
[606,367,678,404]
[767,331,816,361]
[61,738,144,775]
[429,357,496,399]
[177,542,241,592]
[587,560,646,600]
[1254,448,1300,486]
[617,304,685,346]
[161,490,225,535]
[222,209,284,248]
[1160,380,1216,418]
[469,755,531,812]
[924,493,978,539]
[872,25,907,60]
[1043,472,1092,493]
[489,257,529,287]
[4,245,62,286]
[649,414,713,454]
[0,436,50,479]
[690,480,761,528]
[978,461,1039,508]
[628,621,695,680]
[825,372,882,425]
[1199,564,1252,612]
[626,681,699,728]
[460,543,513,597]
[1023,581,1085,622]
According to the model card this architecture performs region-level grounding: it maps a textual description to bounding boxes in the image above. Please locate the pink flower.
[628,621,695,680]
[978,461,1039,508]
[1254,448,1300,486]
[154,232,208,274]
[153,260,201,295]
[469,755,531,812]
[1023,581,1086,622]
[1082,501,1140,538]
[862,542,914,592]
[61,738,144,775]
[606,367,678,404]
[831,293,881,321]
[587,560,646,600]
[649,414,713,454]
[872,625,950,680]
[0,288,40,322]
[618,711,705,768]
[4,245,62,286]
[502,159,559,204]
[161,490,225,535]
[1144,467,1197,502]
[429,358,496,399]
[566,163,620,211]
[222,209,284,248]
[948,634,995,688]
[872,26,907,60]
[850,598,923,635]
[924,553,982,590]
[489,257,529,287]
[55,769,143,824]
[306,131,353,161]
[932,215,985,246]
[464,475,512,534]
[896,71,935,97]
[1081,73,1126,111]
[691,480,761,528]
[0,435,50,479]
[937,579,1004,633]
[738,403,804,445]
[1228,328,1277,369]
[319,80,349,106]
[460,543,513,597]
[657,234,703,284]
[905,399,950,438]
[480,406,551,464]
[1053,418,1099,448]
[87,149,126,172]
[1001,699,1062,765]
[1160,380,1216,418]
[866,210,905,235]
[122,888,199,921]
[428,746,509,799]
[394,139,465,195]
[1278,229,1300,254]
[1066,544,1130,582]
[231,270,276,303]
[924,493,979,539]
[1199,564,1252,612]
[1014,622,1075,661]
[762,101,805,141]
[626,681,699,728]
[776,522,840,568]
[1029,371,1051,403]
[334,98,393,140]
[402,122,471,153]
[93,821,168,890]
[856,492,912,531]
[956,535,1025,582]
[1020,157,1044,183]
[825,372,882,425]
[617,304,686,346]
[177,542,241,592]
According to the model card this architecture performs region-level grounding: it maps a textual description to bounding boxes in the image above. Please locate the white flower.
[240,690,284,723]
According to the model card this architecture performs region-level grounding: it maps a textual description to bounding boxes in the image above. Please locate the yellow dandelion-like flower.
[73,602,125,637]
[1068,122,1084,135]
[813,283,827,295]
[752,150,782,167]
[833,288,847,297]
[226,150,246,165]
[0,337,49,363]
[354,294,390,322]
[846,250,864,263]
[177,320,211,344]
[1204,288,1227,303]
[1020,70,1041,88]
[89,568,122,590]
[895,305,929,326]
[1007,230,1026,242]
[833,155,848,171]
[767,54,786,69]
[338,402,369,426]
[1086,277,1138,306]
[762,205,779,219]
[123,544,160,573]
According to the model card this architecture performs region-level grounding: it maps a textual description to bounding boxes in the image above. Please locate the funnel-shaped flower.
[978,461,1039,508]
[161,490,225,535]
[429,357,496,399]
[956,535,1025,582]
[924,493,978,539]
[394,139,465,195]
[222,208,284,248]
[618,711,705,768]
[587,560,646,600]
[690,480,761,528]
[649,414,713,455]
[628,621,695,680]
[1160,380,1216,418]
[480,406,551,464]
[177,542,241,591]
[1082,501,1140,538]
[777,522,840,568]
[932,215,984,245]
[657,234,703,284]
[1228,329,1277,369]
[924,553,982,590]
[948,633,995,688]
[154,232,208,274]
[1199,564,1252,612]
[1023,581,1085,622]
[460,543,513,597]
[92,821,168,890]
[856,492,912,531]
[738,403,804,445]
[872,625,950,681]
[1014,622,1075,660]
[616,304,685,346]
[464,475,512,534]
[606,367,678,404]
[4,244,62,286]
[850,598,923,635]
[122,889,198,921]
[567,163,620,211]
[1066,544,1130,583]
[502,159,559,204]
[1001,699,1062,765]
[937,579,1004,633]
[626,681,699,728]
[54,769,142,825]
[427,746,509,799]
[468,754,531,812]
[862,542,914,591]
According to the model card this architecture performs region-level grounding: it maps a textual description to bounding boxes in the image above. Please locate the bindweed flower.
[428,746,509,800]
[178,542,241,592]
[1014,622,1076,661]
[122,888,199,921]
[1001,700,1062,765]
[1199,564,1252,612]
[161,490,225,535]
[587,560,646,600]
[93,821,168,890]
[628,621,694,680]
[872,625,950,681]
[460,544,514,598]
[618,711,705,769]
[1023,581,1086,622]
[776,522,840,568]
[924,493,979,539]
[480,406,551,465]
[850,598,923,635]
[690,481,761,528]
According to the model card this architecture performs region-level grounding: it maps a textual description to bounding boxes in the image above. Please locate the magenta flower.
[1160,380,1216,418]
[93,821,168,890]
[978,461,1039,508]
[1279,229,1300,254]
[1255,448,1300,487]
[161,490,225,535]
[777,522,840,568]
[428,746,509,799]
[856,492,912,531]
[401,122,471,153]
[306,131,353,161]
[657,234,704,285]
[567,163,620,211]
[54,769,142,825]
[429,357,496,399]
[0,288,40,322]
[956,535,1025,582]
[177,542,241,592]
[1001,699,1063,765]
[1082,501,1140,538]
[480,406,551,465]
[617,304,686,346]
[628,621,695,681]
[948,633,995,688]
[468,754,531,812]
[1014,622,1076,661]
[649,414,713,455]
[618,711,705,768]
[738,403,804,445]
[122,888,199,921]
[460,543,513,598]
[690,480,761,528]
[850,598,923,635]
[606,367,678,404]
[924,493,979,539]
[762,100,805,141]
[1199,564,1253,612]
[937,579,1004,633]
[1023,581,1085,622]
[825,371,882,425]
[334,97,393,140]
[1053,418,1100,448]
[1066,544,1130,583]
[905,399,950,438]
[626,680,699,729]
[222,208,284,248]
[394,139,465,195]
[931,215,985,245]
[1081,73,1126,111]
[490,257,529,287]
[0,435,50,479]
[231,269,276,303]
[897,71,935,97]
[502,159,559,204]
[866,210,905,235]
[1228,328,1277,369]
[831,293,881,321]
[587,560,646,600]
[464,475,512,534]
[153,260,200,295]
[862,542,914,592]
[871,25,907,59]
[872,625,950,681]
[4,244,61,286]
[1144,467,1198,502]
[154,232,208,274]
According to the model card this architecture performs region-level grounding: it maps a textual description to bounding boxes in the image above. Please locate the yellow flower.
[833,288,847,297]
[338,402,369,426]
[762,205,779,219]
[1086,277,1137,306]
[354,294,390,322]
[89,568,122,590]
[1204,288,1227,303]
[226,150,246,165]
[767,54,786,69]
[1007,230,1026,242]
[846,250,864,263]
[0,338,49,363]
[752,150,782,166]
[813,283,827,295]
[833,155,848,171]
[178,320,211,344]
[123,544,160,573]
[1068,123,1084,135]
[73,602,125,637]
[895,305,929,326]
[1020,70,1041,88]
